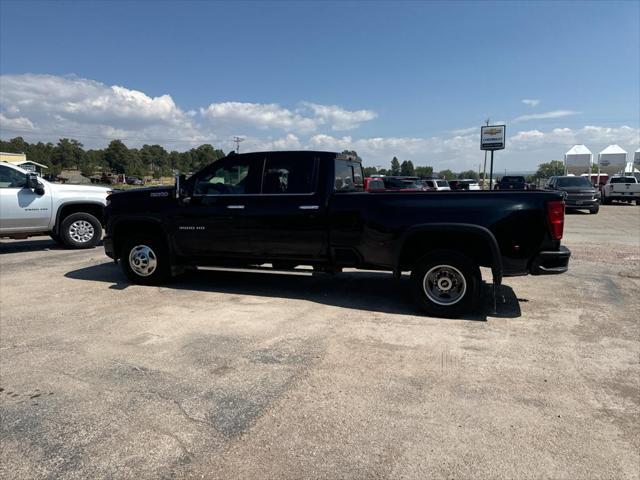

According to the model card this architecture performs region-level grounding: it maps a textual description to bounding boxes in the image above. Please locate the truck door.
[170,154,262,257]
[0,165,52,233]
[243,152,328,259]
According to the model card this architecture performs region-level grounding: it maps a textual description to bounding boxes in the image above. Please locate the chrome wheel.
[68,220,95,243]
[422,264,467,306]
[128,245,158,277]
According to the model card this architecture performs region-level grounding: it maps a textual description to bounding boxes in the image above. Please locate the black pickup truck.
[103,151,570,317]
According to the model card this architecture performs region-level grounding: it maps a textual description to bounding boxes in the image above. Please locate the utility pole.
[233,136,244,153]
[482,118,489,189]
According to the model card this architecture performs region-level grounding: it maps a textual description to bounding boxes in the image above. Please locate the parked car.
[422,179,451,191]
[0,162,111,248]
[449,179,480,191]
[126,176,145,186]
[495,176,527,190]
[104,151,571,317]
[600,176,640,205]
[545,176,599,214]
[364,177,385,192]
[381,177,424,191]
[461,179,481,190]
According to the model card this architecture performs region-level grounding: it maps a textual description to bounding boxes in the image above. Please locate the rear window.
[436,180,448,187]
[334,159,364,192]
[501,176,525,183]
[610,177,636,184]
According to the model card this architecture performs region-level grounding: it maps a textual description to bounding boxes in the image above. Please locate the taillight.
[546,199,565,240]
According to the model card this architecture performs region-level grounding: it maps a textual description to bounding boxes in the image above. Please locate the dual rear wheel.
[410,250,481,317]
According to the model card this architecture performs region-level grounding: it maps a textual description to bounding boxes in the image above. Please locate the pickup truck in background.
[601,176,640,205]
[0,162,111,248]
[495,175,527,190]
[103,151,571,317]
[545,175,600,214]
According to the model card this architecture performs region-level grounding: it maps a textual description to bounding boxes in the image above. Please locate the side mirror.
[26,173,45,195]
[175,173,187,199]
[26,172,39,189]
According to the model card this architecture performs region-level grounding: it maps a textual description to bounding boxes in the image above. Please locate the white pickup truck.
[601,176,640,206]
[0,162,111,248]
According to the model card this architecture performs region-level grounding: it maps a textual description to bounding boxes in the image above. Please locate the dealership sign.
[481,125,506,151]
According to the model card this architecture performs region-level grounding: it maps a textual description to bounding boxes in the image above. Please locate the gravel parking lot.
[1,204,638,479]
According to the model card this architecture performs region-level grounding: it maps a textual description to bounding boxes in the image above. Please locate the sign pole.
[489,150,494,190]
[482,119,489,189]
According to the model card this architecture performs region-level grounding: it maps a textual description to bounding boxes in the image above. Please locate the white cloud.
[200,101,377,133]
[0,112,35,131]
[521,99,540,107]
[0,73,206,148]
[513,110,579,123]
[0,73,637,171]
[510,125,639,150]
[200,102,318,133]
[300,102,377,130]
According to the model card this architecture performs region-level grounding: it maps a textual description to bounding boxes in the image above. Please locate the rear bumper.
[104,235,115,259]
[530,246,571,275]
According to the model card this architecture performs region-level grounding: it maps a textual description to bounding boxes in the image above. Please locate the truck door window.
[195,159,252,195]
[334,160,364,192]
[0,166,26,189]
[261,157,316,194]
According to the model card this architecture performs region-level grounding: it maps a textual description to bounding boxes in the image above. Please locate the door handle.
[299,205,319,210]
[227,205,245,209]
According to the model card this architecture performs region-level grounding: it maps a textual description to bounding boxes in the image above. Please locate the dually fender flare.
[395,222,503,286]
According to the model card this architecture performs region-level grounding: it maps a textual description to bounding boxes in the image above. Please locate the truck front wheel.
[410,250,480,318]
[60,212,102,249]
[121,235,171,285]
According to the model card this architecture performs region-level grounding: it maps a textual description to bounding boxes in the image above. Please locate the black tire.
[636,200,639,206]
[602,197,611,205]
[120,234,171,285]
[410,250,480,318]
[60,212,102,249]
[589,204,599,214]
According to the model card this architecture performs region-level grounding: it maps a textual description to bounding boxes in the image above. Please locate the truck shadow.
[0,238,63,254]
[0,238,104,254]
[65,262,521,321]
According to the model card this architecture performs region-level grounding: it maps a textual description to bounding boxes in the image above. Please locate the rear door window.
[334,159,364,192]
[262,156,316,194]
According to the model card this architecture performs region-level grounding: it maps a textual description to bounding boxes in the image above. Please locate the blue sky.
[1,0,638,170]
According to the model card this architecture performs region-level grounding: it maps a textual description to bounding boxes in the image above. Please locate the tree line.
[1,137,569,182]
[361,155,479,180]
[0,136,225,178]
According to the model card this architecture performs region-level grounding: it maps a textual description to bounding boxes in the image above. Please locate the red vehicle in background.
[364,177,385,192]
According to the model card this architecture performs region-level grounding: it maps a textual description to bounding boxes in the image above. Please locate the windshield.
[556,177,592,187]
[610,177,636,184]
[436,180,449,187]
